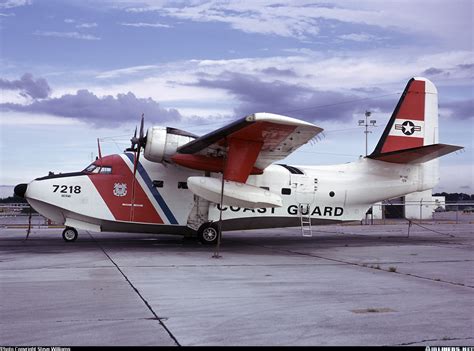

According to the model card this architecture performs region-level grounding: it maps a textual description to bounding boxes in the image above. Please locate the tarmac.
[0,219,473,346]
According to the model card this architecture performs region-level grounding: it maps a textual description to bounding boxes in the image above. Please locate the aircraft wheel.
[197,223,219,245]
[62,227,78,242]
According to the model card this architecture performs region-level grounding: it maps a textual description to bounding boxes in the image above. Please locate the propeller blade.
[133,145,141,177]
[130,126,138,146]
[130,114,145,221]
[139,113,145,146]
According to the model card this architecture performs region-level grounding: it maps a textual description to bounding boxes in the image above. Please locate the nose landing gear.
[62,227,78,242]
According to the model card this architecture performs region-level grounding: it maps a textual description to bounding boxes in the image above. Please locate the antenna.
[97,138,103,159]
[358,111,377,156]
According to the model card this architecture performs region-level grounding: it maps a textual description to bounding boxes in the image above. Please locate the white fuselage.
[24,152,434,235]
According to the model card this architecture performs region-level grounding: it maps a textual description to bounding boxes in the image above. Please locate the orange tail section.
[369,77,461,164]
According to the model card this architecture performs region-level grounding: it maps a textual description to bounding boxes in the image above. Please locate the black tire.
[197,222,219,245]
[62,227,78,242]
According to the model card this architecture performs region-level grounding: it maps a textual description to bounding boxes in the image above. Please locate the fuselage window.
[281,188,291,195]
[178,182,188,189]
[153,180,164,188]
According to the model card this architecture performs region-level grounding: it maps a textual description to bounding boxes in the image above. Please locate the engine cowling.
[143,126,197,163]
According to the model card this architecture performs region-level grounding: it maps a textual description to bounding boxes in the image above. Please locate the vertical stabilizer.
[372,77,438,155]
[368,77,462,191]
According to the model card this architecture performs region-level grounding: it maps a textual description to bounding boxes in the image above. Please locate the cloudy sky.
[0,0,472,192]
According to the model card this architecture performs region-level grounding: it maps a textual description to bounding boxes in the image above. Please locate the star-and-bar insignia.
[394,120,422,136]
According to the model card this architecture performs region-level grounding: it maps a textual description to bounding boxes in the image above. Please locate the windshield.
[84,163,97,173]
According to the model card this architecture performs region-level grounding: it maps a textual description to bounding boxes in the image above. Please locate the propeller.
[132,114,146,176]
[126,114,146,152]
[129,114,146,221]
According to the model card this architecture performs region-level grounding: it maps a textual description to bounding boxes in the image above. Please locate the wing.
[172,112,323,183]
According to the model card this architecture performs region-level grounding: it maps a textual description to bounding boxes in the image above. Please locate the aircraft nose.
[14,183,28,198]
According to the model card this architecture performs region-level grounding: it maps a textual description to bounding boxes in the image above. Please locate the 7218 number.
[53,185,81,194]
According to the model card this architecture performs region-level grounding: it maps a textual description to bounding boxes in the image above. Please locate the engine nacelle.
[144,126,196,163]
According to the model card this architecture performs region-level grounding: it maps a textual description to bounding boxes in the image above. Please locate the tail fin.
[373,77,437,154]
[369,77,462,163]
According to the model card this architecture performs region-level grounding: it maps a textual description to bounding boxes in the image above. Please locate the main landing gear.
[62,227,78,242]
[197,222,219,245]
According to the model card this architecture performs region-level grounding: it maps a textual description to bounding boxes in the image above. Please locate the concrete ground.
[0,221,473,346]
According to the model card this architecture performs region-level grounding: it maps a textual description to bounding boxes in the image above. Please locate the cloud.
[189,71,376,122]
[33,30,100,40]
[119,22,171,28]
[63,18,99,30]
[86,50,472,122]
[422,61,474,80]
[458,63,474,71]
[0,73,181,126]
[119,1,472,49]
[96,65,159,79]
[155,2,321,39]
[0,73,51,99]
[0,0,30,9]
[423,67,445,76]
[1,89,182,127]
[0,111,81,126]
[338,33,379,42]
[260,67,297,77]
[76,22,98,29]
[441,99,474,120]
[63,18,98,29]
[86,49,473,104]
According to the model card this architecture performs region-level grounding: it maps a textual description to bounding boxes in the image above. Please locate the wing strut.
[23,206,32,241]
[212,139,227,259]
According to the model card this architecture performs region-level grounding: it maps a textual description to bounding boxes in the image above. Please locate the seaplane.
[14,77,462,244]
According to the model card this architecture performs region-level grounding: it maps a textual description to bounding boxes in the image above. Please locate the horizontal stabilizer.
[368,143,463,164]
[187,176,282,208]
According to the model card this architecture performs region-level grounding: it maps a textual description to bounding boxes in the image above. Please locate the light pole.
[358,111,377,156]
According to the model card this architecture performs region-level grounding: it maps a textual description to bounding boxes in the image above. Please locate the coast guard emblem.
[113,183,127,197]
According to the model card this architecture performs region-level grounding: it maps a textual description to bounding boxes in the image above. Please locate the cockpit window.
[99,167,112,174]
[83,164,112,174]
[84,164,97,173]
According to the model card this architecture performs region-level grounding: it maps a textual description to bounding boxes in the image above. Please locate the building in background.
[372,189,446,220]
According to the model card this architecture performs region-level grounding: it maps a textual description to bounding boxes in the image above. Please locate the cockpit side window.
[99,167,112,174]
